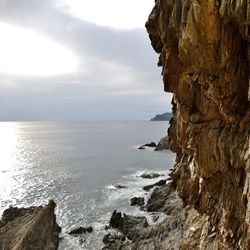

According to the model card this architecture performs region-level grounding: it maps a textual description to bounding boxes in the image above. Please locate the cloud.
[0,0,172,120]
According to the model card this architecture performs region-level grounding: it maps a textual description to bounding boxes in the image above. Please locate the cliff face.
[0,200,61,250]
[146,1,250,249]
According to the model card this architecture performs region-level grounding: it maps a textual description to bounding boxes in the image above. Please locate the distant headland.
[150,112,172,121]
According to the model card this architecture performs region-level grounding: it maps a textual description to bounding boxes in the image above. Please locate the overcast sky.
[0,0,172,121]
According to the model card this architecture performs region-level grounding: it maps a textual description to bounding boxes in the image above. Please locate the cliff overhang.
[146,0,250,248]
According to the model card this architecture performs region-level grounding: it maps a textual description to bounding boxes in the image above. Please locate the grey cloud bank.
[0,0,172,121]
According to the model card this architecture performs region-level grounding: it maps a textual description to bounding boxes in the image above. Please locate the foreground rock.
[146,0,250,249]
[0,200,61,250]
[68,226,93,235]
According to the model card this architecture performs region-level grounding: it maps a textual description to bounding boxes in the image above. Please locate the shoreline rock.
[142,179,166,191]
[0,200,61,250]
[138,142,157,150]
[155,136,170,151]
[109,210,148,241]
[130,197,145,208]
[68,226,93,235]
[103,183,183,249]
[140,173,161,179]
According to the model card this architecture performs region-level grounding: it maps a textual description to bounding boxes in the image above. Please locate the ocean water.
[0,121,175,249]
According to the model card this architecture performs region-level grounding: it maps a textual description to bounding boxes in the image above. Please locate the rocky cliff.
[146,0,250,249]
[0,200,61,250]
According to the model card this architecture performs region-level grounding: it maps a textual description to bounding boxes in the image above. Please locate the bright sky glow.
[61,0,154,29]
[0,22,79,76]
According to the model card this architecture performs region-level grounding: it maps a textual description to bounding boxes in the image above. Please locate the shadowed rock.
[130,197,145,207]
[109,210,148,241]
[68,226,93,235]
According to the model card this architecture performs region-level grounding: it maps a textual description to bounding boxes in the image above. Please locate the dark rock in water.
[0,200,61,250]
[155,179,166,186]
[138,142,157,149]
[109,210,123,229]
[142,184,155,191]
[130,197,145,207]
[155,136,170,151]
[144,142,157,147]
[140,173,161,179]
[143,179,166,191]
[109,210,148,241]
[68,226,93,235]
[114,185,127,189]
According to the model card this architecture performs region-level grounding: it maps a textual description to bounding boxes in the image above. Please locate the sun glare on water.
[0,22,78,76]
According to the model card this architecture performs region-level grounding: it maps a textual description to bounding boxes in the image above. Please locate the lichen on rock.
[146,0,250,249]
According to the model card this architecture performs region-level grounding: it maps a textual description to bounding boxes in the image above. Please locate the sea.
[0,121,175,249]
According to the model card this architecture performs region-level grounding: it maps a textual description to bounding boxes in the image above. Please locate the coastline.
[102,172,183,250]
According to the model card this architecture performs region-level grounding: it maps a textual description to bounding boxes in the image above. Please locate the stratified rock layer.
[0,200,61,250]
[146,0,250,249]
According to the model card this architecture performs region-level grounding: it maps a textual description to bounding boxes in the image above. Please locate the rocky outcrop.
[155,135,170,150]
[0,200,61,250]
[146,0,250,249]
[109,210,149,241]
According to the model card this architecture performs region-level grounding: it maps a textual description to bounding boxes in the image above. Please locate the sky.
[0,0,172,121]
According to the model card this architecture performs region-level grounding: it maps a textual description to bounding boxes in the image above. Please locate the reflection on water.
[0,121,175,249]
[0,122,18,171]
[0,122,23,211]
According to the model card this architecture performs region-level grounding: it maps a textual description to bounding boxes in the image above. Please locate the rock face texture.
[0,200,61,250]
[146,0,250,249]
